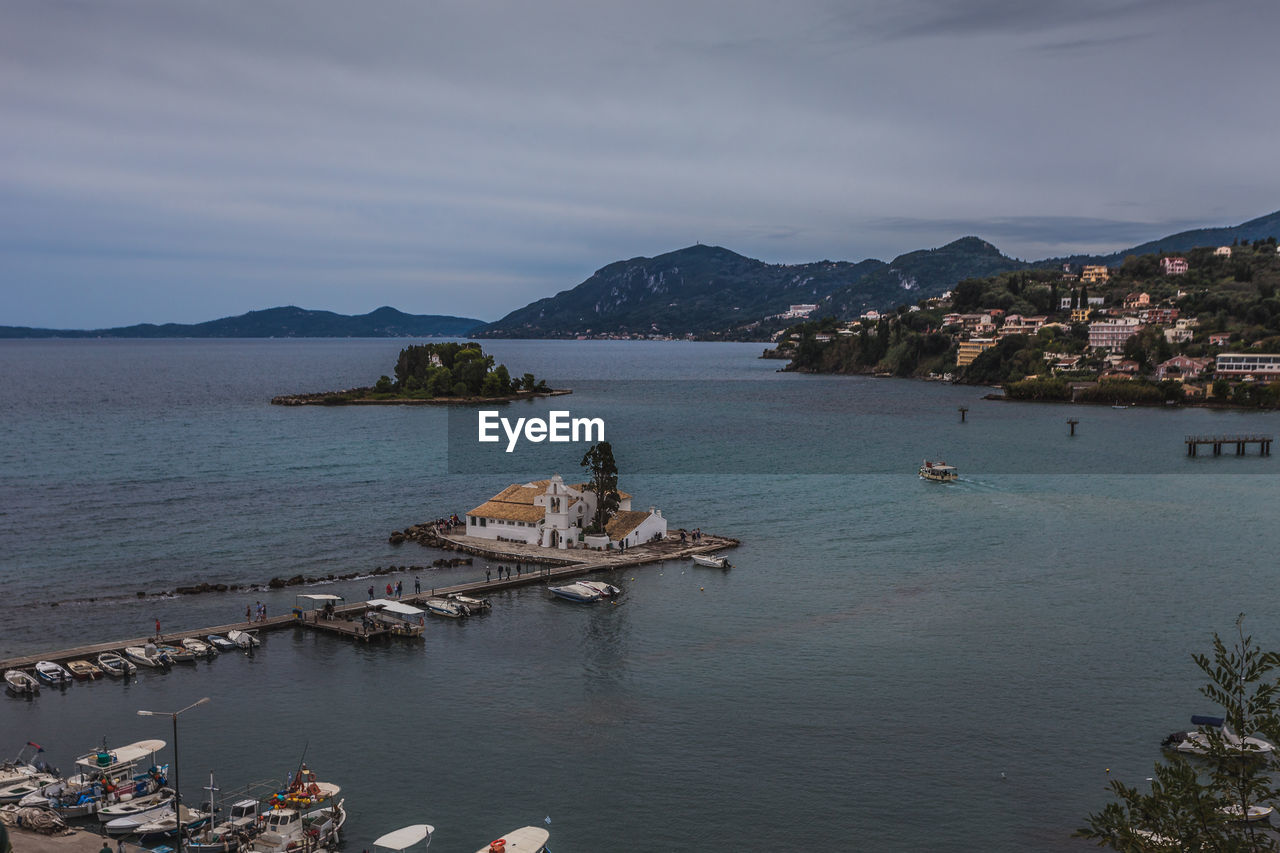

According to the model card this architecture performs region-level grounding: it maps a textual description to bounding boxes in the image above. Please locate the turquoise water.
[1,339,1278,851]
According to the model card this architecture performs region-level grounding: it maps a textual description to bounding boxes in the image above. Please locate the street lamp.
[138,698,209,853]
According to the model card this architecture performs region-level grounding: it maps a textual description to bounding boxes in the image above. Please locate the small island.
[272,342,570,405]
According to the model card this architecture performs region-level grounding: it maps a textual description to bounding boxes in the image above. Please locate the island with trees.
[271,342,569,405]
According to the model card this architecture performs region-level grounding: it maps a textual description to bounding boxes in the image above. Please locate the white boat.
[124,644,169,668]
[0,773,60,804]
[28,739,167,818]
[4,670,40,696]
[103,795,177,835]
[182,638,216,658]
[1222,803,1275,822]
[423,597,465,618]
[450,594,491,614]
[1162,715,1276,757]
[34,661,72,685]
[207,635,238,652]
[576,581,620,597]
[919,460,958,482]
[246,798,345,853]
[367,599,427,635]
[157,644,196,664]
[97,652,136,677]
[227,629,260,649]
[373,824,434,853]
[474,826,550,853]
[548,582,609,603]
[691,554,730,568]
[98,787,174,822]
[135,803,212,839]
[0,744,50,786]
[189,797,264,852]
[67,659,103,680]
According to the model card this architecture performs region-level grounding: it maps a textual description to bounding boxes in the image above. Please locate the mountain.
[0,306,485,339]
[477,244,886,338]
[1060,209,1280,265]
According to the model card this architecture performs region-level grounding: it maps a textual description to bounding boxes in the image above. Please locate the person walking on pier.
[245,604,251,621]
[414,577,421,594]
[154,618,161,641]
[367,585,374,600]
[485,568,491,582]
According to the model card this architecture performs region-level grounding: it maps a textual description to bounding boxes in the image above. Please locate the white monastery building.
[466,475,667,550]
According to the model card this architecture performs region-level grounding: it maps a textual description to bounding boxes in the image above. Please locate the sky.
[3,0,1279,327]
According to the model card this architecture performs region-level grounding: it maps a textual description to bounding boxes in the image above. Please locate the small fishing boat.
[374,824,434,853]
[474,826,550,853]
[919,459,958,482]
[226,629,260,649]
[576,581,620,597]
[4,671,40,696]
[0,773,60,804]
[124,644,168,669]
[207,635,238,652]
[450,594,491,614]
[27,740,167,818]
[34,661,73,685]
[157,644,196,664]
[1222,803,1275,822]
[548,582,610,603]
[67,660,103,680]
[182,638,216,658]
[134,804,212,840]
[189,797,264,853]
[247,773,344,853]
[96,652,136,678]
[103,795,178,835]
[0,744,51,786]
[691,554,730,569]
[1162,715,1276,757]
[424,597,465,618]
[98,788,174,822]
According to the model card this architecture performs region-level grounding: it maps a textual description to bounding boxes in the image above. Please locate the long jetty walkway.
[0,532,738,671]
[1185,433,1273,456]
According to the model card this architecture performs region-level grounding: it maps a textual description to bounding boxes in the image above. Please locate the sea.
[1,338,1278,852]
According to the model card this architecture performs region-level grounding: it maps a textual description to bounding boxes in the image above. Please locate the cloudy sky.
[4,0,1279,327]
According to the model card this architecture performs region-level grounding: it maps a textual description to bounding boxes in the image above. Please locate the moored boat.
[919,459,958,482]
[576,581,620,597]
[182,638,216,658]
[373,824,433,853]
[4,670,40,696]
[1222,803,1275,822]
[474,826,550,853]
[450,594,491,614]
[157,644,196,664]
[424,597,465,618]
[97,652,136,678]
[1161,715,1276,757]
[0,744,52,786]
[134,803,212,840]
[27,739,167,818]
[691,554,730,568]
[207,634,238,652]
[0,773,60,804]
[103,794,178,834]
[124,644,169,669]
[34,661,73,685]
[227,629,260,649]
[98,787,174,822]
[189,797,264,852]
[548,582,610,603]
[366,599,427,635]
[67,660,103,680]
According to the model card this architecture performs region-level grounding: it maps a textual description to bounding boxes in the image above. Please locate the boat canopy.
[77,740,166,769]
[369,599,426,617]
[1191,715,1226,727]
[296,594,345,602]
[373,824,435,851]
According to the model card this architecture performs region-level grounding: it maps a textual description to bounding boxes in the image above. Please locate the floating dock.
[1185,434,1273,456]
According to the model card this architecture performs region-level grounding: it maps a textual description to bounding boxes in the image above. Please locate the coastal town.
[770,239,1280,406]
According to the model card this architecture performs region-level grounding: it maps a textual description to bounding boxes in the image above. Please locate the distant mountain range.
[0,306,485,339]
[478,208,1280,339]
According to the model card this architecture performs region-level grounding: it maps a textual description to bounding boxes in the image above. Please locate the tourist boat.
[366,599,427,636]
[4,670,40,696]
[34,661,73,685]
[450,594,491,614]
[227,629,260,649]
[67,660,103,680]
[207,634,238,652]
[1161,715,1276,757]
[124,644,169,668]
[918,460,958,482]
[691,554,730,569]
[182,638,217,658]
[0,773,60,804]
[576,581,620,597]
[97,652,136,678]
[373,824,434,853]
[23,740,167,817]
[548,582,610,603]
[103,795,178,835]
[158,644,196,664]
[424,597,466,618]
[98,788,174,823]
[134,803,212,840]
[474,826,550,853]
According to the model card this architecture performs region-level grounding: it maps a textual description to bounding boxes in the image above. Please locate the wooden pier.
[1185,434,1273,457]
[0,532,738,671]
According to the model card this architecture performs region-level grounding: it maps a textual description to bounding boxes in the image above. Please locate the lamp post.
[138,698,209,853]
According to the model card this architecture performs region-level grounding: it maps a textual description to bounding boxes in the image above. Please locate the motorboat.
[366,599,426,636]
[67,660,103,680]
[919,460,958,482]
[158,644,196,664]
[0,744,51,786]
[247,796,345,853]
[548,582,610,603]
[103,795,177,835]
[576,581,620,597]
[474,826,550,853]
[135,804,212,840]
[26,740,167,817]
[4,670,40,696]
[207,634,238,652]
[691,554,730,568]
[182,638,216,658]
[97,652,136,677]
[189,797,264,852]
[124,644,168,668]
[227,629,260,649]
[1222,803,1275,822]
[0,773,60,804]
[450,594,491,614]
[1161,715,1276,757]
[373,824,433,853]
[98,787,174,822]
[424,597,465,618]
[34,661,73,685]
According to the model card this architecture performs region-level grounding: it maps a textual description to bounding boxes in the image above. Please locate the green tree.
[1078,617,1280,851]
[579,442,620,534]
[374,375,393,394]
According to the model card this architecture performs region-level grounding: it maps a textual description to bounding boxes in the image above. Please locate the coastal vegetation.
[272,342,561,405]
[579,442,621,534]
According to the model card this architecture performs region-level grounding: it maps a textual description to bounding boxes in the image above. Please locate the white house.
[465,475,666,550]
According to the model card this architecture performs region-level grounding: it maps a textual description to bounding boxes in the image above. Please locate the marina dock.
[1185,433,1273,456]
[0,532,738,671]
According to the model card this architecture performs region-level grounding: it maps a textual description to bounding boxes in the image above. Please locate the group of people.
[678,528,706,544]
[245,601,268,622]
[428,514,461,535]
[485,563,525,581]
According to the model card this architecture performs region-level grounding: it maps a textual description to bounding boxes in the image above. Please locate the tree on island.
[1077,616,1280,851]
[388,342,542,398]
[580,441,620,534]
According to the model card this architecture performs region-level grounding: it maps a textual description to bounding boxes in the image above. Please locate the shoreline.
[270,388,572,406]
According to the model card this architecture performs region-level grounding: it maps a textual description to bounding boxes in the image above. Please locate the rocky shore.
[271,388,572,406]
